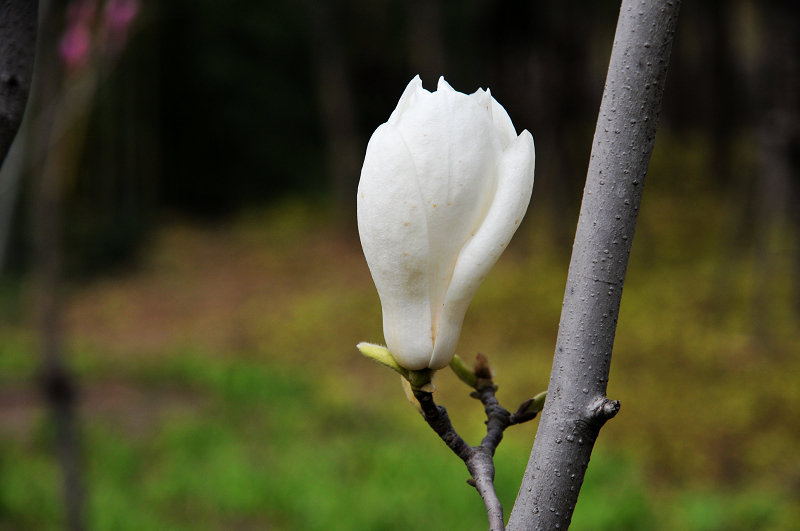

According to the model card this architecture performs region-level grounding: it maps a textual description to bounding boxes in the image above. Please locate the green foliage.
[0,349,797,529]
[571,454,654,530]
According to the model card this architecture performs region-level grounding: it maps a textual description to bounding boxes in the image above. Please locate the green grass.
[1,351,798,529]
[0,353,507,530]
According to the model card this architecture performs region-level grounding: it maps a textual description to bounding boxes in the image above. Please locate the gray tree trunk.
[752,0,800,330]
[0,0,38,167]
[507,1,681,529]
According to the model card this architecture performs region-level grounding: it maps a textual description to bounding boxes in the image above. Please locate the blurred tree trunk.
[707,0,737,185]
[0,128,26,273]
[0,0,38,271]
[27,3,87,529]
[704,0,751,325]
[508,1,680,528]
[545,6,603,253]
[753,0,800,332]
[407,0,446,81]
[32,104,87,531]
[305,0,361,226]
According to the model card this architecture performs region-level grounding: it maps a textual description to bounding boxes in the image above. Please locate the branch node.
[588,396,621,425]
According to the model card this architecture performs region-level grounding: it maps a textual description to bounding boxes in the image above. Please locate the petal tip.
[519,129,535,147]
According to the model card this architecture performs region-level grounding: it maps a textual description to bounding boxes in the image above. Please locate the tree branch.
[0,0,38,168]
[507,1,681,528]
[413,355,543,531]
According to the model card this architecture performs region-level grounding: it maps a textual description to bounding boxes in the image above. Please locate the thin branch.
[471,384,511,530]
[412,389,474,462]
[507,1,681,529]
[412,355,543,531]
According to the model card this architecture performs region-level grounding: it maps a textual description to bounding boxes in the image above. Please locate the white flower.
[357,75,535,370]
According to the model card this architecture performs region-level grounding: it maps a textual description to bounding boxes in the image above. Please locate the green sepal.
[356,342,436,393]
[356,342,409,379]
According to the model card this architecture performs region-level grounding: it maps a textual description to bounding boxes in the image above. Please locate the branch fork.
[411,354,546,531]
[356,344,545,530]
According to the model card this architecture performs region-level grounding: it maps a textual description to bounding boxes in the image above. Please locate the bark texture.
[0,0,38,167]
[507,1,681,529]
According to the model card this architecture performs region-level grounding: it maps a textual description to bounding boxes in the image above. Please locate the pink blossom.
[103,0,140,54]
[59,0,97,71]
[105,0,139,32]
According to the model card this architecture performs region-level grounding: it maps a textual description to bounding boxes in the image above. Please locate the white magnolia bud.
[357,75,535,370]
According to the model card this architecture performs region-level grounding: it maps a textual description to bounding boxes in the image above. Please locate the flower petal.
[428,130,535,368]
[437,75,455,93]
[357,122,435,370]
[487,89,518,149]
[391,82,502,341]
[388,75,426,126]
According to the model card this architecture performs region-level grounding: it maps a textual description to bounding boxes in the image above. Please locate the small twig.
[412,388,473,462]
[475,384,511,454]
[412,354,544,531]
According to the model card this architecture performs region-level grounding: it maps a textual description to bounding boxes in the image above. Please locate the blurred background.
[1,0,798,529]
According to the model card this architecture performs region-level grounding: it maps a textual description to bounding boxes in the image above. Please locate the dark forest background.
[2,0,797,277]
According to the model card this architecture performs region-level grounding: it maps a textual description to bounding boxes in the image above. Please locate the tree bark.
[507,1,680,529]
[0,0,38,168]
